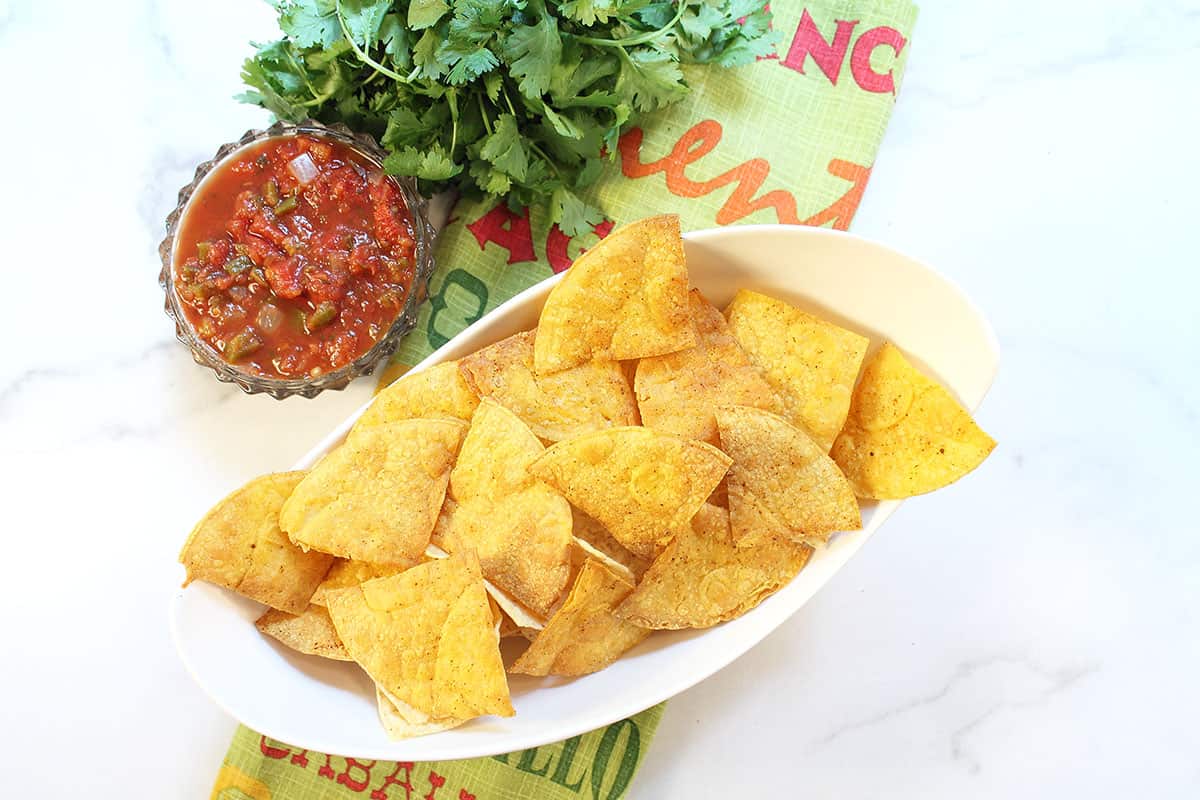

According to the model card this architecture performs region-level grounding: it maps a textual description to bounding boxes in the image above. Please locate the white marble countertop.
[2,0,1197,796]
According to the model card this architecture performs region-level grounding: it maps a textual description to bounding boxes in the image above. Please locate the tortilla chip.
[376,686,465,739]
[831,343,996,498]
[435,399,573,617]
[615,504,812,629]
[529,427,731,559]
[716,406,861,547]
[351,361,479,435]
[459,330,639,442]
[725,289,868,451]
[255,605,352,661]
[280,419,467,565]
[534,215,694,374]
[636,290,776,444]
[510,560,651,677]
[325,549,513,723]
[572,512,650,581]
[309,560,412,607]
[179,472,332,614]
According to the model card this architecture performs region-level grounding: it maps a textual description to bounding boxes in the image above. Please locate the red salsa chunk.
[174,135,416,379]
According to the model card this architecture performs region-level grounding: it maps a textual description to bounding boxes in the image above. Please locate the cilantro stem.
[477,93,494,136]
[447,89,460,156]
[528,142,560,178]
[575,0,688,48]
[334,0,410,84]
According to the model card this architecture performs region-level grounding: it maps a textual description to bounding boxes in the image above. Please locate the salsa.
[173,134,416,379]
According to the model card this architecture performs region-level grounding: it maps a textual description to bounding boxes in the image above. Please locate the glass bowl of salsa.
[159,119,435,399]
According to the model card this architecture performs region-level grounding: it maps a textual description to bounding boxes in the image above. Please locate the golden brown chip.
[351,361,479,435]
[459,330,639,442]
[255,605,353,661]
[280,419,467,565]
[716,406,861,547]
[530,427,731,559]
[510,559,651,677]
[830,343,996,498]
[326,549,513,723]
[309,560,413,607]
[534,215,694,374]
[179,472,332,614]
[725,289,868,451]
[636,290,776,444]
[434,399,573,618]
[615,504,812,629]
[571,512,650,581]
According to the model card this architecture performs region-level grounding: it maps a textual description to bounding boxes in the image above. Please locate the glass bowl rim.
[157,118,435,400]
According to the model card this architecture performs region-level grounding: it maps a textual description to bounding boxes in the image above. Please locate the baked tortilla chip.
[459,330,639,442]
[636,290,775,444]
[255,605,352,661]
[280,419,467,565]
[309,559,413,607]
[376,686,465,740]
[831,343,996,498]
[615,504,811,629]
[326,550,513,724]
[529,427,731,559]
[572,512,650,582]
[179,471,332,614]
[534,215,694,373]
[351,361,479,435]
[435,399,573,617]
[716,405,861,547]
[510,559,650,677]
[725,289,868,451]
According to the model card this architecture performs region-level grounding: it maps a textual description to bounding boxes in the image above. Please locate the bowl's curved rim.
[170,223,999,760]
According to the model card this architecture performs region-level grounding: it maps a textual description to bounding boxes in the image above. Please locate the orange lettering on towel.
[618,122,871,231]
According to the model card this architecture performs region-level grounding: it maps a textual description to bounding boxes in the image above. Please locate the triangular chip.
[615,504,812,629]
[309,559,414,607]
[830,343,996,498]
[376,686,465,740]
[351,361,479,435]
[325,550,513,723]
[280,419,467,564]
[510,559,651,677]
[458,330,639,442]
[716,405,861,547]
[534,215,694,373]
[434,399,573,618]
[255,605,352,661]
[179,471,332,614]
[725,289,868,451]
[571,512,650,582]
[636,290,776,444]
[529,427,731,559]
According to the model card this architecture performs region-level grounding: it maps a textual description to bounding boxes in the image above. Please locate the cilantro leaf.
[408,0,449,31]
[501,0,561,99]
[550,188,605,237]
[337,0,390,47]
[559,0,619,26]
[446,48,499,85]
[479,113,530,180]
[616,48,688,112]
[278,0,340,49]
[383,144,463,181]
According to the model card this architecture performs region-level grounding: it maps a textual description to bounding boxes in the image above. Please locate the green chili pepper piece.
[274,196,298,215]
[226,330,263,361]
[306,301,338,331]
[225,255,254,275]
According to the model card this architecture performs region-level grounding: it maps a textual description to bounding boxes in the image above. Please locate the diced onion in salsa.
[173,134,416,379]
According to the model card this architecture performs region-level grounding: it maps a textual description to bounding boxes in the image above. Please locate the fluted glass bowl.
[158,119,435,399]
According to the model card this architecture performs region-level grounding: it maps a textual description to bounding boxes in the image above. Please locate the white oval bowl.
[171,224,999,760]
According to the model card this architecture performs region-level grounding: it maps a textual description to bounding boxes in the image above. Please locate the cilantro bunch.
[240,0,777,235]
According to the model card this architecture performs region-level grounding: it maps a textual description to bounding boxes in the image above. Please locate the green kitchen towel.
[212,2,917,798]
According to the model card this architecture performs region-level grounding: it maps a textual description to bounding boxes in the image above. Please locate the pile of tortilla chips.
[179,214,996,739]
